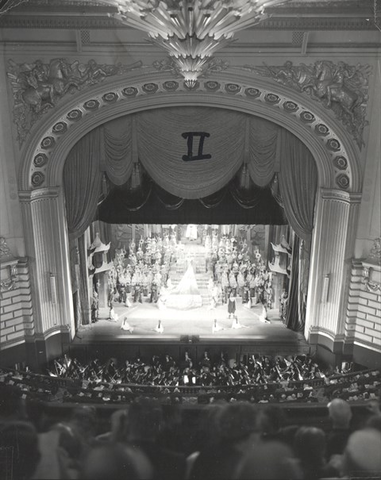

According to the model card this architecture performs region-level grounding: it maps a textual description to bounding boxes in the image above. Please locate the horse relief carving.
[243,60,372,149]
[7,58,143,146]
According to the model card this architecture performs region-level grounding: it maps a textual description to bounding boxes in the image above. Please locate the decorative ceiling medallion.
[162,81,179,92]
[327,138,341,151]
[142,83,158,94]
[33,153,48,168]
[245,87,261,98]
[122,86,138,97]
[314,124,329,136]
[102,92,118,103]
[264,93,280,104]
[40,136,55,150]
[31,172,45,188]
[336,173,350,190]
[83,99,100,111]
[300,111,315,123]
[205,81,220,92]
[52,121,68,134]
[283,101,298,112]
[67,109,83,121]
[225,84,240,94]
[333,156,348,171]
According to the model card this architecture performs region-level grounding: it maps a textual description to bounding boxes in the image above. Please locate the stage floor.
[74,300,309,353]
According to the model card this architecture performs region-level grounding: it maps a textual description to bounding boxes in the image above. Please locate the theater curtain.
[102,116,137,186]
[136,107,246,199]
[277,128,318,241]
[63,129,103,240]
[247,117,279,186]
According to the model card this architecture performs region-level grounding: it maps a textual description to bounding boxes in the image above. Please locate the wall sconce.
[49,273,57,305]
[322,274,330,303]
[0,264,17,294]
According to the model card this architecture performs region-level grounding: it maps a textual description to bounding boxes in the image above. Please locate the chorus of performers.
[50,352,328,387]
[205,231,276,313]
[103,228,180,313]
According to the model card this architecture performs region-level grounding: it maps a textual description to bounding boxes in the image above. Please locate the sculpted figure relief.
[243,60,371,148]
[7,58,142,145]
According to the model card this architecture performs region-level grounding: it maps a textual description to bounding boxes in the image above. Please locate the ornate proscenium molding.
[153,57,229,78]
[242,60,372,149]
[7,58,143,146]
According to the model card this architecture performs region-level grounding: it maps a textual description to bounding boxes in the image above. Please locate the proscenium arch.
[19,71,362,194]
[17,70,364,347]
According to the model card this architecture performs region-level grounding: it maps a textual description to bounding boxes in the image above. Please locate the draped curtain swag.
[64,107,318,242]
[136,107,246,199]
[247,117,279,187]
[102,116,136,186]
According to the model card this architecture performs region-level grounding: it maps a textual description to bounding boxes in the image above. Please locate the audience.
[1,355,380,480]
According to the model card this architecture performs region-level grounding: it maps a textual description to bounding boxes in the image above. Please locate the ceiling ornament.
[106,0,290,88]
[242,60,372,149]
[7,58,143,146]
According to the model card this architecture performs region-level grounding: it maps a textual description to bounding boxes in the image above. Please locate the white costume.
[121,318,134,333]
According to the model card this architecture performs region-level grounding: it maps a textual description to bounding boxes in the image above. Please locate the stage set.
[73,224,310,357]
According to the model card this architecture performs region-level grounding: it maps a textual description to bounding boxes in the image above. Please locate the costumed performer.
[121,317,134,333]
[227,291,236,319]
[154,319,164,334]
[212,319,224,333]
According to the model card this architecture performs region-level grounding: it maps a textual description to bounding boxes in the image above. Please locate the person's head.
[0,384,27,421]
[0,421,41,480]
[126,400,163,442]
[81,443,152,480]
[294,426,326,466]
[366,414,381,432]
[69,406,97,440]
[233,441,302,480]
[217,402,263,447]
[342,428,381,478]
[327,398,352,427]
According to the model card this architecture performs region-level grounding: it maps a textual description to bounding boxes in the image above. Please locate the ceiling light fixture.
[107,0,290,87]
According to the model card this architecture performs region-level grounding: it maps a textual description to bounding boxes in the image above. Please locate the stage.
[70,234,311,360]
[72,300,310,358]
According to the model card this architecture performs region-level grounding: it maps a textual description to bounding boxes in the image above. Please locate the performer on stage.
[231,316,248,329]
[155,319,164,333]
[227,291,236,319]
[121,317,134,333]
[258,304,270,324]
[212,318,224,333]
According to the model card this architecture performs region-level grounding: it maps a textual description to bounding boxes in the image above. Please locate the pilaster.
[19,187,74,338]
[306,188,362,345]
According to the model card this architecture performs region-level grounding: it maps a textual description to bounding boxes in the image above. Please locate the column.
[19,187,74,338]
[305,189,361,345]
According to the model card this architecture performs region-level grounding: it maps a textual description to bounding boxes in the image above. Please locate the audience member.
[326,397,353,458]
[0,421,41,480]
[189,402,263,480]
[293,426,338,480]
[233,440,302,480]
[81,443,153,480]
[124,400,186,480]
[341,428,381,479]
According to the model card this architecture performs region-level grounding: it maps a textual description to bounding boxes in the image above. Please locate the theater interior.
[0,1,381,479]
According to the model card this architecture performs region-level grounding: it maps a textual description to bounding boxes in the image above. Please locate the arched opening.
[18,73,362,361]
